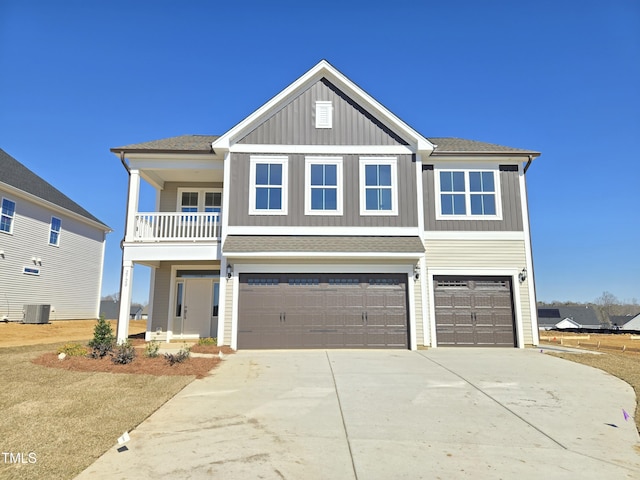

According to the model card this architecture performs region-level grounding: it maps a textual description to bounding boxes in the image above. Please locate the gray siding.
[159,182,223,212]
[422,166,523,231]
[239,79,408,146]
[0,188,106,320]
[228,153,419,227]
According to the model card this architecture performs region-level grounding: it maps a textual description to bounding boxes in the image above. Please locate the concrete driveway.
[76,349,640,479]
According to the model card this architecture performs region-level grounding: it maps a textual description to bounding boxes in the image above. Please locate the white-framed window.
[359,157,399,216]
[1,197,16,234]
[49,216,61,246]
[249,155,288,215]
[177,188,222,214]
[23,266,40,276]
[434,166,502,220]
[315,101,333,129]
[304,156,343,215]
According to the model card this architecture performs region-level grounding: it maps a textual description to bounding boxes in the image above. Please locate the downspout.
[522,154,539,343]
[116,152,131,340]
[524,154,533,174]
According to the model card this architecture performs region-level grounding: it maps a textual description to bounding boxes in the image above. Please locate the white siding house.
[0,149,110,321]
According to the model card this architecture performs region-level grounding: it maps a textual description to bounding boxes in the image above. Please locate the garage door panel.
[238,273,408,349]
[435,276,516,347]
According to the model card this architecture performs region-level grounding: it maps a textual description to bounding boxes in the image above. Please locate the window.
[23,267,40,276]
[249,156,288,215]
[49,217,61,246]
[178,189,222,214]
[435,167,502,220]
[315,101,332,128]
[1,198,15,234]
[359,157,398,215]
[305,157,343,215]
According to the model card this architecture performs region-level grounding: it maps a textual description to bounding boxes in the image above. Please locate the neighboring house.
[112,60,540,349]
[537,306,601,330]
[130,305,143,320]
[0,149,110,321]
[611,314,640,331]
[99,299,120,320]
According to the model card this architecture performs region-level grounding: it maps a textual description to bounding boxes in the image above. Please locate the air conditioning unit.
[23,304,51,324]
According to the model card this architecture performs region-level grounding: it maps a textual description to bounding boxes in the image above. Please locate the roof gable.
[212,60,434,153]
[0,148,109,229]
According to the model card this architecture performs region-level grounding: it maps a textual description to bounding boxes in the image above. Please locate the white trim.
[359,157,399,216]
[415,153,425,233]
[48,216,61,246]
[426,267,525,349]
[433,164,503,221]
[217,256,228,344]
[304,156,343,216]
[231,262,417,351]
[519,165,539,345]
[230,144,415,155]
[145,265,157,341]
[211,60,435,153]
[22,266,40,276]
[248,155,289,215]
[176,187,223,213]
[225,251,424,259]
[423,231,525,241]
[125,170,141,241]
[315,101,333,129]
[225,225,421,236]
[419,256,429,347]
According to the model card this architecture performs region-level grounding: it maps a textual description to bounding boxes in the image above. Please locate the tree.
[101,292,120,302]
[595,291,618,326]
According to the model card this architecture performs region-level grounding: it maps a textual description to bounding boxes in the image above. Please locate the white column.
[116,260,134,344]
[216,256,228,345]
[125,169,140,241]
[145,266,157,341]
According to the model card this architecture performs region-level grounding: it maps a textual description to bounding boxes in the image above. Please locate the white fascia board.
[122,242,221,262]
[232,263,415,274]
[127,156,224,171]
[230,144,415,155]
[0,181,111,233]
[423,231,525,241]
[212,60,435,153]
[426,155,529,164]
[223,251,425,259]
[225,226,421,236]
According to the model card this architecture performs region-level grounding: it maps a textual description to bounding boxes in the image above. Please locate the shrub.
[57,343,87,357]
[88,315,115,358]
[111,340,136,365]
[197,337,217,346]
[164,345,190,366]
[144,340,160,358]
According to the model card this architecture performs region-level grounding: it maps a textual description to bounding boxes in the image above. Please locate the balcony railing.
[132,212,221,241]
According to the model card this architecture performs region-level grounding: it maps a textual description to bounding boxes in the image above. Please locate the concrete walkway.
[76,349,640,479]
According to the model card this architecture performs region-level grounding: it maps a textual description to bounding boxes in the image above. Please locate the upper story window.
[249,155,288,215]
[305,156,343,215]
[359,157,398,216]
[435,166,502,220]
[315,101,333,129]
[178,189,222,214]
[49,217,61,246]
[1,198,15,234]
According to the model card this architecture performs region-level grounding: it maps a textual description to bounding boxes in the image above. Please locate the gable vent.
[315,101,333,129]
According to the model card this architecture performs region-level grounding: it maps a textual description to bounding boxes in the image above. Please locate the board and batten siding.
[159,182,224,212]
[413,277,423,347]
[223,276,234,346]
[239,78,408,146]
[229,153,418,227]
[0,192,106,320]
[423,165,523,231]
[425,239,533,345]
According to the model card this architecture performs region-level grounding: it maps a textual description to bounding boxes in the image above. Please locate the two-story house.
[0,149,111,321]
[112,60,540,349]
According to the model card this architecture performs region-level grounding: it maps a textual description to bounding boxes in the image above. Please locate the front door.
[183,279,213,337]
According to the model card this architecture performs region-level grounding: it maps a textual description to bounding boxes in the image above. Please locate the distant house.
[99,300,119,320]
[0,149,110,321]
[537,306,601,330]
[130,305,143,320]
[611,314,640,331]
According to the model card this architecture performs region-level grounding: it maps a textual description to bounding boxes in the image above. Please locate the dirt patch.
[540,332,640,355]
[0,319,147,347]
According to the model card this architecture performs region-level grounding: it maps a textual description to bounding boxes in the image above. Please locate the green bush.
[111,340,136,365]
[88,315,115,358]
[57,343,87,357]
[197,337,217,346]
[144,340,160,358]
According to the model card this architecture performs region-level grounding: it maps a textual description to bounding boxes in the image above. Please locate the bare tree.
[101,292,120,302]
[595,291,618,326]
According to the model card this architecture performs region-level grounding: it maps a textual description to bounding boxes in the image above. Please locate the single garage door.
[434,276,516,347]
[238,273,408,349]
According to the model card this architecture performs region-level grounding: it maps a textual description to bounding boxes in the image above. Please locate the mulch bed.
[32,346,235,379]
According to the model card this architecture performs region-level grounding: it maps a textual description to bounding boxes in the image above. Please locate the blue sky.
[1,0,638,304]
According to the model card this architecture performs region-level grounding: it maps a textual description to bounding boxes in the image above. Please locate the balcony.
[132,212,221,242]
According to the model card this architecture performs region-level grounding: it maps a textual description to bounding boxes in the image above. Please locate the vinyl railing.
[133,212,221,241]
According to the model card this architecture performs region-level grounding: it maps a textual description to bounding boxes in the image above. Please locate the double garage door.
[238,273,409,349]
[434,276,516,347]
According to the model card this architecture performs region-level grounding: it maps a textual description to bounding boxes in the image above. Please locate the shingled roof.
[428,138,539,156]
[0,149,109,229]
[111,135,219,153]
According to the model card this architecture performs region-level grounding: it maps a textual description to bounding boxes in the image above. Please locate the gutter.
[524,154,534,174]
[116,152,130,334]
